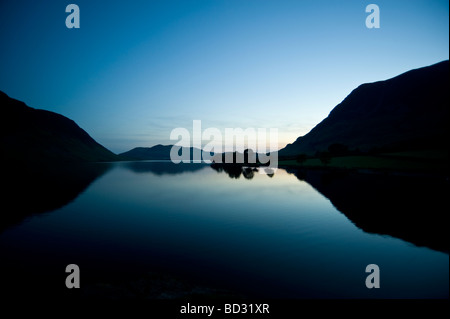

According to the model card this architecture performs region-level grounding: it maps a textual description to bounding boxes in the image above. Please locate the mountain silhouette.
[0,91,118,162]
[280,61,449,156]
[0,91,119,231]
[120,144,204,161]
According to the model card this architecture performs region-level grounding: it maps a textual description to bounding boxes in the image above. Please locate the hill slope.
[280,61,449,156]
[0,91,118,162]
[120,144,203,161]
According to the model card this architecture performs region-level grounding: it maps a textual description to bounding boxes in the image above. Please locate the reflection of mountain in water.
[123,161,209,175]
[286,168,449,253]
[1,162,111,232]
[1,90,118,233]
[210,163,448,253]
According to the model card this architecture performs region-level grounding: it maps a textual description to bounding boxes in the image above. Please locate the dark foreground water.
[0,161,448,299]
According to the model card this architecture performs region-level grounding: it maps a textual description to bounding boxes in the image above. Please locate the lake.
[0,161,448,299]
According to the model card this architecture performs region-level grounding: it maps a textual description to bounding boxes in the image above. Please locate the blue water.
[0,161,448,298]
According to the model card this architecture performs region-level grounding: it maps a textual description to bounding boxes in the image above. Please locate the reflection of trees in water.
[242,167,257,180]
[264,168,274,178]
[210,163,272,180]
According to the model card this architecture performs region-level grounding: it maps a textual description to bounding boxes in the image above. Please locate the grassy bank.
[279,150,448,174]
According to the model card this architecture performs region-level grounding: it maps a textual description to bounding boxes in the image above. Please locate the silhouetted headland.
[0,91,119,163]
[279,61,449,176]
[0,91,118,231]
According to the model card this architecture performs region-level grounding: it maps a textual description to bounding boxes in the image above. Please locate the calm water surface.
[1,161,448,299]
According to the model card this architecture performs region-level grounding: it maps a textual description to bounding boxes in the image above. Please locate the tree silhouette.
[296,154,307,166]
[318,151,332,166]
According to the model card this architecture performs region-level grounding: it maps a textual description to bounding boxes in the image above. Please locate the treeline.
[211,149,272,166]
[294,143,359,166]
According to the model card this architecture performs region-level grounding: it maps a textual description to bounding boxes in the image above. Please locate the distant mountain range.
[119,145,204,161]
[1,91,118,163]
[130,61,449,161]
[2,60,448,164]
[120,145,267,164]
[280,60,449,156]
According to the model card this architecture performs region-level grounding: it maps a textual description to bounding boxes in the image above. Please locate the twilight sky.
[0,0,448,153]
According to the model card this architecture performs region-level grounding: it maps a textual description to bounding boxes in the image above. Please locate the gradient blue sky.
[0,0,448,153]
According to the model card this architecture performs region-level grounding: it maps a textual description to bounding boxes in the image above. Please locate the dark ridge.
[0,90,119,163]
[280,61,449,156]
